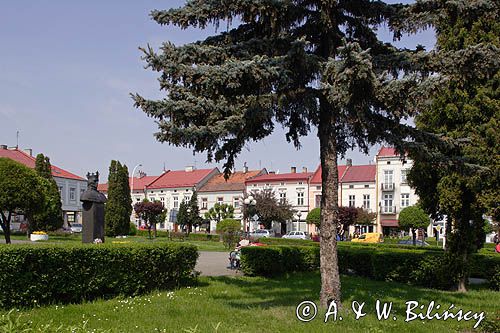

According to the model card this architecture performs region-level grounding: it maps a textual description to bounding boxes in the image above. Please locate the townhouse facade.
[197,166,267,232]
[0,145,87,228]
[245,167,313,234]
[144,166,219,230]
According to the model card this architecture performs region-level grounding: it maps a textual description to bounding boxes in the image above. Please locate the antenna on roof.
[16,131,19,149]
[163,162,166,172]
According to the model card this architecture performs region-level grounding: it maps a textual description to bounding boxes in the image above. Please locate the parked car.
[70,223,83,233]
[282,231,310,240]
[397,239,429,246]
[351,232,383,243]
[250,229,275,238]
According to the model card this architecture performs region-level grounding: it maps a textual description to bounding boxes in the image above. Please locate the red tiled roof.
[377,147,397,157]
[381,219,399,227]
[199,170,265,192]
[341,165,376,183]
[310,165,349,184]
[147,168,218,189]
[98,175,160,193]
[245,172,313,184]
[0,148,84,180]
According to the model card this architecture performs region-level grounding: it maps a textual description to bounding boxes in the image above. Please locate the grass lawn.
[11,272,499,333]
[4,234,228,252]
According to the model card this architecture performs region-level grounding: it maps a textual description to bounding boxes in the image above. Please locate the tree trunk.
[444,216,452,251]
[318,101,342,308]
[0,212,12,244]
[153,222,157,238]
[457,252,468,292]
[412,229,416,246]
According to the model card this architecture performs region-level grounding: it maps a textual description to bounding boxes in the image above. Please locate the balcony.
[381,183,395,191]
[380,206,397,214]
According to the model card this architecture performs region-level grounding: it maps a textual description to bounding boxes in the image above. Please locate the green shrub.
[241,245,500,290]
[258,238,317,247]
[216,219,241,249]
[128,223,138,236]
[186,233,218,242]
[0,243,198,309]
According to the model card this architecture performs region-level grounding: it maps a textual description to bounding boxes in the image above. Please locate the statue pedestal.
[82,201,105,243]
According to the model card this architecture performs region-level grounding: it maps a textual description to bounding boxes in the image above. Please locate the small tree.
[30,153,63,232]
[188,192,203,232]
[133,199,164,239]
[105,161,132,237]
[204,203,235,224]
[175,201,189,234]
[216,218,242,249]
[0,158,45,244]
[355,208,377,226]
[398,206,430,246]
[306,208,321,228]
[250,190,295,231]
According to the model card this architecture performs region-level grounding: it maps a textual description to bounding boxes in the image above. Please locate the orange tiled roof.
[198,170,265,192]
[98,175,160,193]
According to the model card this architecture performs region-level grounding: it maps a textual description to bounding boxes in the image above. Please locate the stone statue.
[80,171,107,243]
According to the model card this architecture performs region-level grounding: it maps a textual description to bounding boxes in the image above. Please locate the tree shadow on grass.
[203,272,498,315]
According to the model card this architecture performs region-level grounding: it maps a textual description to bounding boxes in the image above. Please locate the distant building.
[245,167,313,234]
[145,166,219,230]
[0,145,86,228]
[198,166,267,231]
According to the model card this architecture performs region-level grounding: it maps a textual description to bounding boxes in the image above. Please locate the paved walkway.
[196,251,242,277]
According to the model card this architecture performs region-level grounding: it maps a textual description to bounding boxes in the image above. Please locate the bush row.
[134,230,220,242]
[0,243,198,309]
[240,245,500,290]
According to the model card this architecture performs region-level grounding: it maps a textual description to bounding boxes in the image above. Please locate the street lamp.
[243,195,256,233]
[130,163,142,227]
[297,211,302,232]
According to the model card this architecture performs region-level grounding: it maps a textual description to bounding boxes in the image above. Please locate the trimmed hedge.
[0,243,198,309]
[241,245,500,290]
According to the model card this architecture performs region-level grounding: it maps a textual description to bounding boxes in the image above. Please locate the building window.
[316,186,321,190]
[233,197,240,208]
[217,197,224,204]
[298,182,303,185]
[315,195,321,208]
[80,188,85,196]
[69,187,76,201]
[297,192,304,206]
[160,197,165,207]
[401,169,409,184]
[363,194,370,209]
[384,170,394,184]
[348,195,355,207]
[364,184,369,188]
[401,193,410,207]
[201,198,208,209]
[383,193,394,213]
[136,197,141,202]
[279,192,286,204]
[173,196,179,208]
[349,184,354,189]
[67,213,75,223]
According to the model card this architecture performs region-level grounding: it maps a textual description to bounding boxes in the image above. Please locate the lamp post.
[130,163,142,227]
[297,211,302,232]
[243,195,256,234]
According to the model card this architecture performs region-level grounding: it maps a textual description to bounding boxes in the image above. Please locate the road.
[195,251,242,277]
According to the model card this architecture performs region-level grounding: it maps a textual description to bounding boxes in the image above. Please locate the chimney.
[302,167,308,173]
[0,145,6,150]
[347,158,352,166]
[23,148,32,156]
[291,166,296,173]
[185,166,194,172]
[243,162,248,174]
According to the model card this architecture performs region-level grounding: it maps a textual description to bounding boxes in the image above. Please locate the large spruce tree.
[405,0,499,291]
[31,153,63,231]
[134,1,427,306]
[105,160,132,236]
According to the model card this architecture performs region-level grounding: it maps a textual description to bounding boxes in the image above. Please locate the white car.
[250,229,275,238]
[282,231,309,240]
[70,223,83,233]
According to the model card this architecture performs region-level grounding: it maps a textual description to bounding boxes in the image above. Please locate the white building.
[144,166,219,230]
[197,166,267,231]
[245,167,313,234]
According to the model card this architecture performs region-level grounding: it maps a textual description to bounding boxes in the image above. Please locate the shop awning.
[381,219,399,227]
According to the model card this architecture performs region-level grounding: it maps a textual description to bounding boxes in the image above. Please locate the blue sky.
[0,0,434,179]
